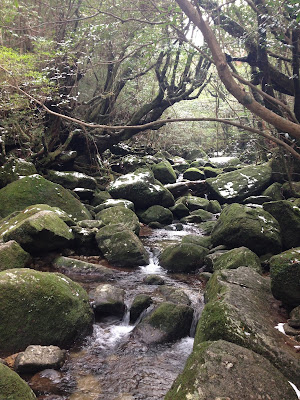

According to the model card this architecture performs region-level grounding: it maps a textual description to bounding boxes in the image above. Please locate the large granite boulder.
[0,157,37,188]
[53,256,115,282]
[138,205,173,225]
[195,267,300,386]
[0,363,37,400]
[152,160,177,184]
[159,243,208,273]
[90,284,125,319]
[108,169,174,209]
[165,340,297,400]
[0,175,91,221]
[212,246,262,273]
[0,268,93,354]
[133,301,193,345]
[96,206,140,235]
[15,345,66,374]
[96,224,149,268]
[269,248,300,308]
[0,207,74,253]
[0,240,31,271]
[206,163,272,203]
[211,203,282,256]
[263,200,300,249]
[46,170,97,190]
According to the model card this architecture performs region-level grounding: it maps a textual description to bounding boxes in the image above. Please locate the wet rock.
[46,170,97,190]
[73,187,94,201]
[0,157,37,188]
[198,271,212,283]
[91,283,125,319]
[138,205,173,226]
[263,200,300,249]
[0,207,74,254]
[0,268,93,354]
[196,267,300,387]
[77,220,104,229]
[169,203,190,219]
[207,199,221,213]
[0,174,91,221]
[143,274,165,285]
[159,243,208,273]
[289,306,300,328]
[282,181,300,198]
[180,209,214,223]
[262,182,284,201]
[283,323,300,336]
[96,224,149,268]
[0,363,37,399]
[204,250,228,272]
[203,165,222,178]
[91,190,112,206]
[165,340,298,400]
[206,162,272,203]
[209,156,240,167]
[183,167,205,181]
[212,246,262,273]
[157,286,191,306]
[53,256,115,282]
[164,182,190,198]
[29,369,66,396]
[134,301,193,344]
[94,199,135,213]
[198,220,217,235]
[152,160,177,184]
[0,240,31,271]
[176,195,210,211]
[211,203,282,256]
[269,248,300,308]
[130,294,153,324]
[243,195,273,205]
[96,205,140,235]
[71,225,99,255]
[108,168,174,209]
[15,345,66,374]
[182,234,212,249]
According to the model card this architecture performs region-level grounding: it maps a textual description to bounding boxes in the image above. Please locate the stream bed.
[37,224,205,400]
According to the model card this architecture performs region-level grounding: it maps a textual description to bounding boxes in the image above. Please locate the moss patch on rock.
[213,246,262,273]
[0,241,30,271]
[0,175,91,221]
[0,268,93,354]
[159,243,208,273]
[0,363,37,400]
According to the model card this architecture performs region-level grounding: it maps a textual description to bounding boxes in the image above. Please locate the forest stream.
[44,224,205,400]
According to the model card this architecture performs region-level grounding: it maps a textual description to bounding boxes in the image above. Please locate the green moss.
[159,243,208,272]
[0,175,91,221]
[0,269,93,354]
[0,363,36,400]
[152,160,177,184]
[96,205,140,235]
[0,241,30,271]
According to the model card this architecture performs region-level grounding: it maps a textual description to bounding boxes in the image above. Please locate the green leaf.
[14,0,19,7]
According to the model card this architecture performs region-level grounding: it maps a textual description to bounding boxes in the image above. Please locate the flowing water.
[37,224,205,400]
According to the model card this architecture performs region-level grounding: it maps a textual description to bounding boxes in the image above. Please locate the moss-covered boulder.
[0,208,74,253]
[46,170,97,190]
[182,234,212,249]
[0,363,37,400]
[269,248,300,308]
[130,294,153,324]
[96,224,149,268]
[0,268,93,354]
[159,243,208,273]
[0,240,30,271]
[206,163,272,203]
[211,203,282,256]
[169,203,190,219]
[165,340,297,400]
[94,198,135,213]
[243,195,273,205]
[152,160,177,184]
[213,246,262,273]
[0,175,91,221]
[133,302,193,344]
[108,169,174,209]
[262,182,284,200]
[96,206,140,235]
[138,205,173,225]
[203,166,222,178]
[263,200,300,249]
[176,195,210,211]
[0,157,37,188]
[207,199,222,213]
[183,167,205,181]
[91,190,112,206]
[53,256,115,282]
[157,286,191,306]
[180,209,215,223]
[195,267,300,386]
